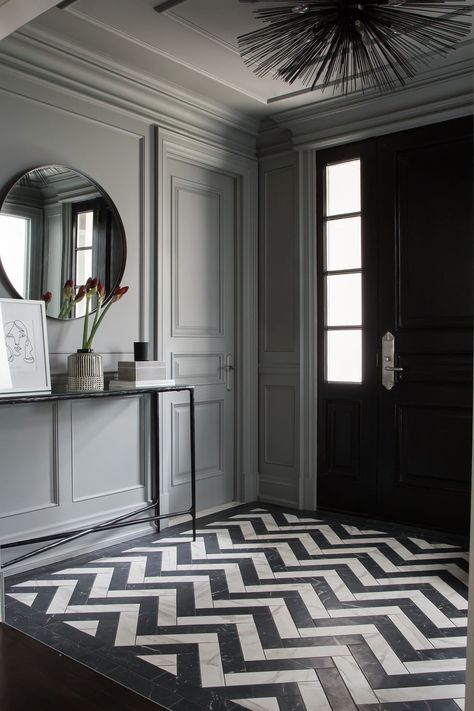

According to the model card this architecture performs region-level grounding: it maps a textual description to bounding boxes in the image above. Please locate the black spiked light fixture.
[237,0,472,93]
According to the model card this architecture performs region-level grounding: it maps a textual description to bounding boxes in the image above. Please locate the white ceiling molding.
[0,0,61,40]
[0,26,260,156]
[269,56,473,149]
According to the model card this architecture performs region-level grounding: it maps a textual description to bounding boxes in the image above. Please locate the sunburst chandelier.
[237,0,473,93]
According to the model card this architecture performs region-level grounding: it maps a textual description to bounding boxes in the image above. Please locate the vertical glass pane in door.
[326,273,362,326]
[326,160,361,216]
[326,217,361,271]
[327,329,362,383]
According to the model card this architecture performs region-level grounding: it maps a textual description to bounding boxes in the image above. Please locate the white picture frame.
[0,298,51,396]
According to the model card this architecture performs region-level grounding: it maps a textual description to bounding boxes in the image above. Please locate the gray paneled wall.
[258,153,300,507]
[0,34,258,572]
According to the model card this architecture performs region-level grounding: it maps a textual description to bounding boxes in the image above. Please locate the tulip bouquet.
[43,277,128,349]
[80,277,128,350]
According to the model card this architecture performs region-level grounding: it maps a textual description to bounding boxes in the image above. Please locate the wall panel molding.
[171,399,224,486]
[0,402,59,519]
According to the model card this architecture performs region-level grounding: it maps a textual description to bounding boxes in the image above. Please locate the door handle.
[381,332,403,389]
[224,354,235,391]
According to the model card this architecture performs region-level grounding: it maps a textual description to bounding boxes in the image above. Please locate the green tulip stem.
[85,299,113,349]
[82,294,91,349]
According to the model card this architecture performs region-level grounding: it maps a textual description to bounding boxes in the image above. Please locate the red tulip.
[86,277,98,295]
[63,279,74,299]
[97,280,106,302]
[42,291,52,304]
[74,285,86,303]
[111,285,129,303]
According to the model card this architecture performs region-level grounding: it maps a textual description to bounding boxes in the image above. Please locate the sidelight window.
[73,209,94,317]
[323,159,362,383]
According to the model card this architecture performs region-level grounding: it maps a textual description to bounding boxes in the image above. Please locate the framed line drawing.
[0,298,51,396]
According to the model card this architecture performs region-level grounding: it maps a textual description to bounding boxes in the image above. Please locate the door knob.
[224,354,235,391]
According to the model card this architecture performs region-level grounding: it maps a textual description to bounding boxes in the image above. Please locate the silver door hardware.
[382,331,404,390]
[224,354,235,392]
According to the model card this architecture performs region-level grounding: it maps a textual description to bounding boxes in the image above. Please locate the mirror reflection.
[0,165,126,319]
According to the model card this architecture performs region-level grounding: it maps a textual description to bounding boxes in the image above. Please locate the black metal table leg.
[189,387,197,542]
[150,391,160,532]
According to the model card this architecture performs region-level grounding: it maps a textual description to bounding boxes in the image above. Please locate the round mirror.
[0,165,126,319]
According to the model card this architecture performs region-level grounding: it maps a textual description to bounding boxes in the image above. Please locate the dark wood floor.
[0,624,167,710]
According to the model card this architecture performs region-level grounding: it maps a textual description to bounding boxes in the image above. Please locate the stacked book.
[110,361,175,389]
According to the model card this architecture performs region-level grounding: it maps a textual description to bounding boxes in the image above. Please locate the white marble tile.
[199,641,225,687]
[232,697,280,711]
[454,698,465,709]
[265,645,350,659]
[300,623,379,638]
[431,636,467,648]
[405,658,466,673]
[453,617,468,627]
[137,632,219,647]
[158,593,177,627]
[115,609,140,646]
[333,655,379,705]
[329,605,401,618]
[375,684,465,703]
[225,669,317,687]
[193,579,213,609]
[236,619,266,661]
[298,681,332,711]
[191,538,208,560]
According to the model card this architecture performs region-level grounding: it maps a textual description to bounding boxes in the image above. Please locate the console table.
[0,383,196,571]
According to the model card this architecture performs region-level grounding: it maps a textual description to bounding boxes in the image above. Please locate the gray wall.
[0,27,257,573]
[258,151,300,508]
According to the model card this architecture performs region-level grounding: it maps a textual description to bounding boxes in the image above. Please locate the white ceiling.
[0,0,61,40]
[13,0,474,117]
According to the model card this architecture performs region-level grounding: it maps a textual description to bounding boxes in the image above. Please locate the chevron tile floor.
[4,504,469,711]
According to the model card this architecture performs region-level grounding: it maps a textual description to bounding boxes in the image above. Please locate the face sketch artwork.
[4,320,35,365]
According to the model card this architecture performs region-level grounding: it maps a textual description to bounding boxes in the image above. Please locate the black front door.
[317,117,473,533]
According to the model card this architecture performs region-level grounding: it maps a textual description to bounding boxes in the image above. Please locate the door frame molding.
[156,128,258,512]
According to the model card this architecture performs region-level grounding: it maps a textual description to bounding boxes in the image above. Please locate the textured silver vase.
[67,349,104,391]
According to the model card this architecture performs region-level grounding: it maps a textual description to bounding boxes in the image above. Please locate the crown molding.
[0,27,260,156]
[66,6,267,105]
[269,56,473,149]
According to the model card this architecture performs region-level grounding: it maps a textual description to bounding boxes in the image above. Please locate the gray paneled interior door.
[162,158,235,514]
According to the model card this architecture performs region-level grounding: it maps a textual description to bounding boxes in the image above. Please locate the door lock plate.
[382,331,395,390]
